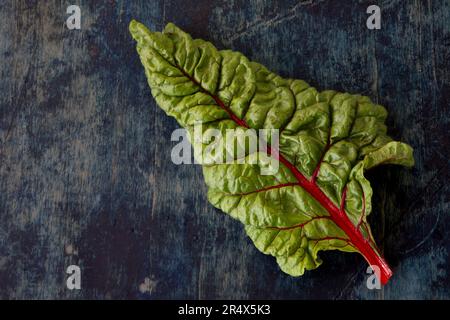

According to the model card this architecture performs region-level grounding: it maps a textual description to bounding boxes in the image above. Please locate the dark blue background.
[0,0,448,299]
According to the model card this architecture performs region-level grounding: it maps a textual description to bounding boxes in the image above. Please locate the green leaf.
[129,20,414,284]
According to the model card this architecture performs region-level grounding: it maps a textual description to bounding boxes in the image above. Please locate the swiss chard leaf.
[129,20,414,284]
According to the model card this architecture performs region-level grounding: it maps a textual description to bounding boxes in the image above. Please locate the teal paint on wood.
[0,0,448,299]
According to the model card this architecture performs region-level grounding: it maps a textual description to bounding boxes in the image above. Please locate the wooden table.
[0,0,448,299]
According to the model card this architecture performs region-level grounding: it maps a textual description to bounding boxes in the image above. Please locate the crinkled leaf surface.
[129,20,414,284]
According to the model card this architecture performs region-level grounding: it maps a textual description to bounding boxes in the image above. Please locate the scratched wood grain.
[0,0,449,299]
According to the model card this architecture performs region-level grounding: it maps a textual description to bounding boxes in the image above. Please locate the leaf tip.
[129,19,152,42]
[128,19,139,35]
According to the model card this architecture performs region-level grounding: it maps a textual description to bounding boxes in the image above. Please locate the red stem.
[177,66,392,284]
[275,152,392,284]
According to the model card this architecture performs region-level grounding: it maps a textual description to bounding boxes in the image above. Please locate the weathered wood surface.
[0,0,449,299]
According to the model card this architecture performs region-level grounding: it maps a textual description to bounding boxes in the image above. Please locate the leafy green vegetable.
[129,20,414,284]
